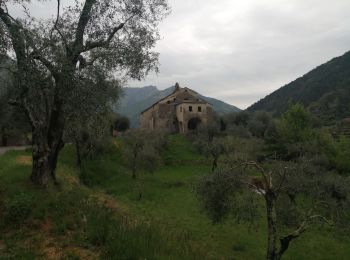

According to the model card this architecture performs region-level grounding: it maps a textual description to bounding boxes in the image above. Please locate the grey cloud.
[131,0,350,108]
[7,0,350,108]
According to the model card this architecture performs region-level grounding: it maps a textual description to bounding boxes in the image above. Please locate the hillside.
[116,85,241,127]
[2,135,348,259]
[248,51,350,124]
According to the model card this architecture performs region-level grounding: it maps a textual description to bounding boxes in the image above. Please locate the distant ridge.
[116,85,241,127]
[248,51,350,124]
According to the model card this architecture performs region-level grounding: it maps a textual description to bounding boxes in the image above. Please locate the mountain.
[248,51,350,124]
[116,85,241,127]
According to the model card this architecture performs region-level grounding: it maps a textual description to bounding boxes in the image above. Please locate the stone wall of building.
[176,102,213,133]
[140,85,213,133]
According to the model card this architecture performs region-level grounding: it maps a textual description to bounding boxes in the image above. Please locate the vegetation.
[0,0,169,185]
[113,114,130,133]
[0,147,202,259]
[1,2,350,259]
[196,104,350,259]
[1,122,350,259]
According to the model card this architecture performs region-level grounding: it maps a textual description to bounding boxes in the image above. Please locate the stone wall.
[139,86,213,133]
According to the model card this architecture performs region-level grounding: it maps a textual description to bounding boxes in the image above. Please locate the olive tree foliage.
[122,129,167,179]
[0,0,169,185]
[197,159,350,260]
[63,75,122,168]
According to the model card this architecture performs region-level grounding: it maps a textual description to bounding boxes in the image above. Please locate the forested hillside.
[117,85,241,127]
[248,51,350,124]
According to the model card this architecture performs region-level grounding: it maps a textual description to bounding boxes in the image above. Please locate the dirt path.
[0,146,30,155]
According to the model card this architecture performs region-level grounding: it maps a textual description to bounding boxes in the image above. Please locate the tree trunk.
[47,94,66,184]
[212,157,218,172]
[31,128,50,185]
[48,139,64,184]
[132,160,137,179]
[30,112,65,186]
[132,147,138,179]
[265,190,278,260]
[75,139,82,168]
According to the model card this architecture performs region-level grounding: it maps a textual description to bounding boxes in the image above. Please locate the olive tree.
[122,129,166,179]
[0,0,169,185]
[197,159,350,260]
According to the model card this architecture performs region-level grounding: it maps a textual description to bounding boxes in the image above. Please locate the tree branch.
[277,208,333,259]
[50,0,70,53]
[30,51,57,77]
[72,0,96,58]
[275,166,288,194]
[83,22,125,52]
[0,6,26,63]
[242,161,270,189]
[278,220,307,259]
[76,54,99,69]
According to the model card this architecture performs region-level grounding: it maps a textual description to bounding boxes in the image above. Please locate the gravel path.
[0,146,30,155]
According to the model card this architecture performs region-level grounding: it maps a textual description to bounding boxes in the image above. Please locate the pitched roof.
[140,84,207,114]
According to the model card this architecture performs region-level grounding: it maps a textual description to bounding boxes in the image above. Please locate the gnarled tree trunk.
[31,129,64,185]
[265,190,278,260]
[31,127,51,185]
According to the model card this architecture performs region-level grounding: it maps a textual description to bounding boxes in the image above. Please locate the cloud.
[7,0,350,109]
[131,0,350,108]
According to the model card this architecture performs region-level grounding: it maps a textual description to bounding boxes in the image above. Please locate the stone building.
[140,83,213,133]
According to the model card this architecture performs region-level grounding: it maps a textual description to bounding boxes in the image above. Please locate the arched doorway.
[187,117,201,131]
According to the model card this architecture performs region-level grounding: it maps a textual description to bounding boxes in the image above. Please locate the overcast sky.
[9,0,350,109]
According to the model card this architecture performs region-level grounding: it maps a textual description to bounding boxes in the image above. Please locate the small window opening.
[189,106,193,112]
[198,106,202,112]
[167,100,171,104]
[180,107,182,112]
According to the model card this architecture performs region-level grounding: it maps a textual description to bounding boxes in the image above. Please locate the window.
[180,107,182,112]
[198,106,202,112]
[189,106,193,112]
[166,101,170,104]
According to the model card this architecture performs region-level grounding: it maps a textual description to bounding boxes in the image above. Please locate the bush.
[113,115,130,132]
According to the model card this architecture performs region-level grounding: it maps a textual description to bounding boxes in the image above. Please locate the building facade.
[140,83,213,133]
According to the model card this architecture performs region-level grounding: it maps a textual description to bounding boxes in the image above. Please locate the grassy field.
[82,134,350,260]
[0,135,350,259]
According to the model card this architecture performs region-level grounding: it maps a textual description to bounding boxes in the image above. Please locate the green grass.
[1,135,350,259]
[0,143,202,259]
[82,134,350,260]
